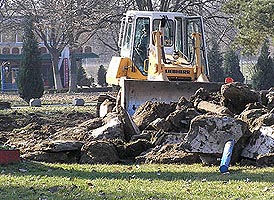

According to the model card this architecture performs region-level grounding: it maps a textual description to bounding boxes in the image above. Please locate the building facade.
[0,30,98,91]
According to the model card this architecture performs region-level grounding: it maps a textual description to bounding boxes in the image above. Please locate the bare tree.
[5,0,119,91]
[96,24,120,52]
[0,0,6,25]
[0,0,16,31]
[0,0,5,10]
[128,0,233,50]
[0,0,7,13]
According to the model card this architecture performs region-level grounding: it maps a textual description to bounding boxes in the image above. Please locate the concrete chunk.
[72,98,85,106]
[221,82,259,114]
[99,99,115,118]
[182,114,250,162]
[197,101,233,116]
[29,99,41,107]
[240,125,274,166]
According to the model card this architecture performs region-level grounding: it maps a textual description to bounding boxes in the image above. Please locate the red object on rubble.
[225,77,234,83]
[0,150,20,164]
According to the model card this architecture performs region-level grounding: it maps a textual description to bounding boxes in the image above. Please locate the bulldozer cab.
[106,10,221,115]
[118,11,209,79]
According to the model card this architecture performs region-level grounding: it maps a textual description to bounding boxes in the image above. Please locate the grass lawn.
[0,161,274,200]
[0,92,100,107]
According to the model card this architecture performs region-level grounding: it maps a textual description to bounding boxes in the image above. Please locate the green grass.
[0,92,100,106]
[0,104,96,113]
[1,161,274,199]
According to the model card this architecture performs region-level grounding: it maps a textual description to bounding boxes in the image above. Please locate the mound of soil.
[0,109,95,147]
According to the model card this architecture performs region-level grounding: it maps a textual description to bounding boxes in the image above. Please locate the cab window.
[152,19,174,47]
[185,18,204,58]
[118,17,126,48]
[185,17,208,74]
[132,17,150,75]
[175,17,183,52]
[122,17,133,50]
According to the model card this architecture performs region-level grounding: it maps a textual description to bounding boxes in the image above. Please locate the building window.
[84,46,92,53]
[12,47,20,54]
[16,31,23,43]
[2,47,10,54]
[76,47,83,53]
[1,33,16,43]
[11,67,19,84]
[39,47,47,54]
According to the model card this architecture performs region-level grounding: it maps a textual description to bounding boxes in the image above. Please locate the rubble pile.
[3,82,274,166]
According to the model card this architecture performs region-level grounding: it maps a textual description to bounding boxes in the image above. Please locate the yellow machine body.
[106,10,221,115]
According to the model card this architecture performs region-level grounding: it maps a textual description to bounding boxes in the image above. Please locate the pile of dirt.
[2,82,274,167]
[0,110,94,148]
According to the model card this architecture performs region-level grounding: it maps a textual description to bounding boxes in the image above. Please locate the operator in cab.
[137,24,149,62]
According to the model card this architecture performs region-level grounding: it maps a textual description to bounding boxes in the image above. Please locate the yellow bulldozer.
[106,10,221,115]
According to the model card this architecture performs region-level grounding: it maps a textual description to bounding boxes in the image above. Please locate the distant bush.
[17,17,44,102]
[223,49,244,83]
[208,40,224,82]
[97,65,107,87]
[77,65,94,88]
[252,40,274,90]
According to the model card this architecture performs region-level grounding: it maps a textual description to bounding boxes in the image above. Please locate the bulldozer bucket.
[120,79,223,115]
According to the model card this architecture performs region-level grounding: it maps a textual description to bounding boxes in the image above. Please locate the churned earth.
[0,92,101,147]
[1,83,274,167]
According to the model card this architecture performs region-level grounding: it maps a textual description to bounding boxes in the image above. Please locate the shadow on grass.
[1,161,273,183]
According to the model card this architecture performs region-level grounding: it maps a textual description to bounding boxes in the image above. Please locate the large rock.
[190,87,210,102]
[21,140,84,163]
[176,96,193,110]
[190,88,222,106]
[115,105,140,141]
[99,99,115,118]
[39,140,84,152]
[80,140,119,164]
[48,117,103,142]
[29,99,41,107]
[148,118,172,131]
[90,107,140,141]
[151,130,186,146]
[197,101,233,116]
[96,94,116,117]
[182,114,250,162]
[136,144,200,164]
[130,130,154,142]
[78,117,103,130]
[22,150,81,163]
[166,108,200,132]
[221,82,260,114]
[118,139,154,159]
[132,101,176,130]
[91,114,125,140]
[237,109,269,132]
[266,91,274,110]
[50,126,89,141]
[241,126,274,166]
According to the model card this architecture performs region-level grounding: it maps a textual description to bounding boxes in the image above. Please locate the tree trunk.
[68,53,78,93]
[147,0,153,11]
[51,52,63,91]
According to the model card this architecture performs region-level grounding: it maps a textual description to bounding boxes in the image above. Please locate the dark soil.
[0,93,100,147]
[0,108,96,146]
